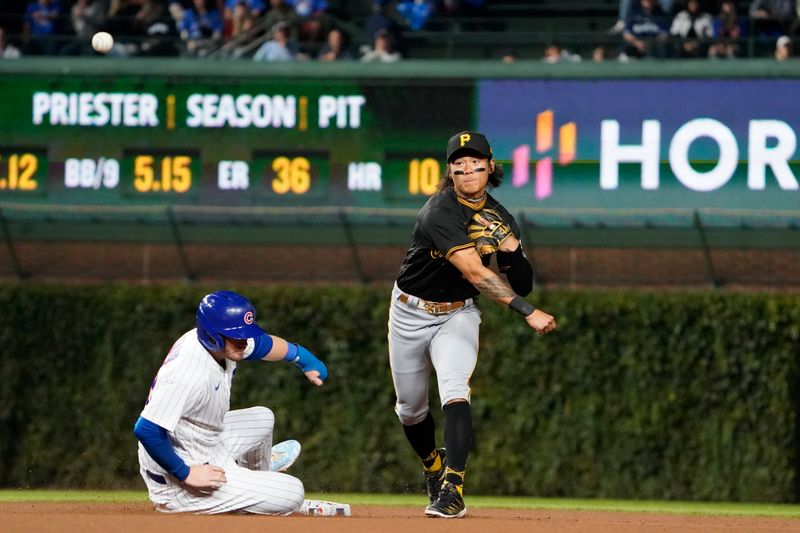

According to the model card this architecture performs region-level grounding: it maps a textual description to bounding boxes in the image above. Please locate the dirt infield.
[2,502,799,533]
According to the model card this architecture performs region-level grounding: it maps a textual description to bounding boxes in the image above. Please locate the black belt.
[146,470,167,485]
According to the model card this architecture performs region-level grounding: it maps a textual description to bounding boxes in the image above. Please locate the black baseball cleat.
[424,448,447,504]
[425,481,467,518]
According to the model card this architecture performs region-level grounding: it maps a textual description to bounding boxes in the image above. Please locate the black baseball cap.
[446,131,493,162]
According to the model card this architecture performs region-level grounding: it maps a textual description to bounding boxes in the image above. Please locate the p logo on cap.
[447,131,493,162]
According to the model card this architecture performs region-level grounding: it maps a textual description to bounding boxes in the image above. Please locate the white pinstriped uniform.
[138,329,305,514]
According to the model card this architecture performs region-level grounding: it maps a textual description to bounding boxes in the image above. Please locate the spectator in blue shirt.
[24,0,60,54]
[708,0,744,58]
[610,0,675,34]
[622,0,669,58]
[397,0,434,31]
[179,0,223,56]
[26,0,60,35]
[253,21,296,61]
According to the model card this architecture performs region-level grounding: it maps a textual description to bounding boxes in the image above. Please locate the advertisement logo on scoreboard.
[31,91,366,131]
[479,80,800,202]
[511,109,577,200]
[507,110,799,199]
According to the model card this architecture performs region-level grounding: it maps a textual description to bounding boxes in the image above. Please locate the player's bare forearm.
[449,246,517,304]
[450,245,556,333]
[471,271,516,303]
[264,336,289,361]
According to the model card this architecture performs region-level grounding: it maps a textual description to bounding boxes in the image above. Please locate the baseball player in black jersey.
[388,131,557,518]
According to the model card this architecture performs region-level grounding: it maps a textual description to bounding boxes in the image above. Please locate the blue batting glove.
[285,343,328,381]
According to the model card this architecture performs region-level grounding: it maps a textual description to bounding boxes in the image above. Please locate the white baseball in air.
[91,31,114,54]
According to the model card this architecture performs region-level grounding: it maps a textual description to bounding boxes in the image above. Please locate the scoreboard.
[0,71,473,209]
[1,61,798,219]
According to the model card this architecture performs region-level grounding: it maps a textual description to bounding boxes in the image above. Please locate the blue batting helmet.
[196,291,266,352]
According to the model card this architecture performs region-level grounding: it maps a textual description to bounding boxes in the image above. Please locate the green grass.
[0,490,149,503]
[2,490,800,518]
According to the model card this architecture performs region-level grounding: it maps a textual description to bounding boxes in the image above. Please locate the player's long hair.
[436,161,504,193]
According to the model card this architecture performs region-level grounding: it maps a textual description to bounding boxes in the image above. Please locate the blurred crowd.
[0,0,795,60]
[0,0,448,59]
[609,0,797,60]
[540,0,797,62]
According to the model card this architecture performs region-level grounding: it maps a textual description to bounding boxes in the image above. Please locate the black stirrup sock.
[402,411,437,464]
[443,401,472,486]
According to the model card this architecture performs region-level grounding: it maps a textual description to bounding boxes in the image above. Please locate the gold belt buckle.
[423,301,445,315]
[423,301,460,315]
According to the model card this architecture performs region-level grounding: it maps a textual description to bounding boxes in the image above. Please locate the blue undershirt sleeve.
[245,333,274,361]
[133,416,191,481]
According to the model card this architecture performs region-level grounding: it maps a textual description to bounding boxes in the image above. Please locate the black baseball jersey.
[396,187,521,302]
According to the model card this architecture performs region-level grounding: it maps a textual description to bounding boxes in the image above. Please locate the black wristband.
[509,295,535,317]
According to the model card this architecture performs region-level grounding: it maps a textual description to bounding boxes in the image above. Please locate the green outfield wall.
[1,284,798,502]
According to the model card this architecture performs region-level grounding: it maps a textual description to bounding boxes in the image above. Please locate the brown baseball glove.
[468,208,512,255]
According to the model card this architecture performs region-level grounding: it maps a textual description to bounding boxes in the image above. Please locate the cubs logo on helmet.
[196,291,267,352]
